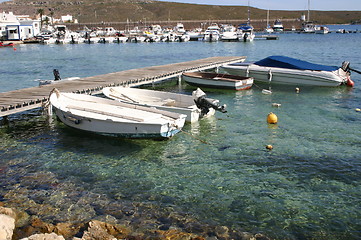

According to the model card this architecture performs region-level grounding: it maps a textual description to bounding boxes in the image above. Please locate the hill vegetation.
[1,0,360,25]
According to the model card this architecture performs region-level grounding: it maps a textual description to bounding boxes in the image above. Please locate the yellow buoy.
[356,108,361,112]
[267,112,278,124]
[266,145,273,150]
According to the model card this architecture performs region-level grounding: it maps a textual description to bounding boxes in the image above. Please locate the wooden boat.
[49,89,186,139]
[102,87,226,123]
[181,72,253,90]
[220,55,354,87]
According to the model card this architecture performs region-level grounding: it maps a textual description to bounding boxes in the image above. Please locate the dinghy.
[181,72,253,90]
[220,55,354,87]
[102,87,226,123]
[49,89,186,139]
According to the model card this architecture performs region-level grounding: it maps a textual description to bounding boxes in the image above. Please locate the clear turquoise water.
[1,26,361,239]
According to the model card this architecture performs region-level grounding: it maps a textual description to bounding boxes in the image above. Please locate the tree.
[37,8,44,30]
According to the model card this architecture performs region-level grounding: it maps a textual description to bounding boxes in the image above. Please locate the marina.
[1,25,361,240]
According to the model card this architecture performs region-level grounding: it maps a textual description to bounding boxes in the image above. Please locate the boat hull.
[182,72,253,90]
[50,91,186,139]
[220,63,347,87]
[102,87,211,123]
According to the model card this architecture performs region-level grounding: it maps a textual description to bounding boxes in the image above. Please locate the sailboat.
[237,0,255,42]
[265,9,274,33]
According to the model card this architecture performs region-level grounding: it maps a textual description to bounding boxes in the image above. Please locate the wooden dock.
[0,56,246,118]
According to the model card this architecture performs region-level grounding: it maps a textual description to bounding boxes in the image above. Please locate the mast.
[247,0,250,25]
[307,0,310,22]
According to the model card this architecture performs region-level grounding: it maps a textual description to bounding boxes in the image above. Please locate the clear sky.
[156,0,361,11]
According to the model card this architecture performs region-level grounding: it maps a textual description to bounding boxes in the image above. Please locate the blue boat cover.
[254,56,339,72]
[238,24,253,31]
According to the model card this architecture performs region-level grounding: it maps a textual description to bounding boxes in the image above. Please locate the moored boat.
[49,89,186,139]
[102,87,226,123]
[220,55,354,87]
[182,72,253,90]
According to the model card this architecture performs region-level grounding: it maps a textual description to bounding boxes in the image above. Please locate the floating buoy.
[347,78,354,87]
[272,103,281,108]
[13,48,17,51]
[267,112,278,124]
[356,108,361,112]
[266,145,273,150]
[295,87,300,93]
[262,89,272,94]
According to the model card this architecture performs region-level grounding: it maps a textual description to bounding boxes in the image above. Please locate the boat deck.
[0,56,245,117]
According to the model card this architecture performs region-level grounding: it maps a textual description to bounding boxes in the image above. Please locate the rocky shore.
[0,204,271,240]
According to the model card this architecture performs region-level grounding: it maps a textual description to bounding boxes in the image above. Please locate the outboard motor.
[342,61,350,73]
[53,69,61,81]
[192,88,227,115]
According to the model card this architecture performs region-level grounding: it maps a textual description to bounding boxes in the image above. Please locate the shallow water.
[1,25,361,239]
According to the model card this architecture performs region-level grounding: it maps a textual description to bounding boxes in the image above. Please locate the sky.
[156,0,361,11]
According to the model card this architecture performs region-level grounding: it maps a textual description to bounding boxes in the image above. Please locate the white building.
[0,11,41,40]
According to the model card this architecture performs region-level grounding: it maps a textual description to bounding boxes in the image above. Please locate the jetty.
[0,56,246,118]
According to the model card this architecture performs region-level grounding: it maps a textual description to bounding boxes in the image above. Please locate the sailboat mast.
[307,0,310,22]
[247,0,250,25]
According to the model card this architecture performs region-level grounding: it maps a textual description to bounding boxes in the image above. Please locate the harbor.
[1,24,361,240]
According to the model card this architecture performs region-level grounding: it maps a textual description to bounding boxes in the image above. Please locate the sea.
[1,25,360,239]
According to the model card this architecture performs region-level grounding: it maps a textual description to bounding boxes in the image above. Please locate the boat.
[0,42,14,47]
[203,23,221,42]
[237,24,255,42]
[273,19,284,32]
[102,87,226,123]
[49,89,186,139]
[220,24,238,41]
[182,72,254,91]
[219,55,354,87]
[315,26,329,34]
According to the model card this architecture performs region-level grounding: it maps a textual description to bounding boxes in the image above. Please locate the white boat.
[220,24,238,41]
[182,72,254,91]
[315,26,329,34]
[49,89,186,139]
[102,87,226,123]
[203,23,221,42]
[220,55,354,87]
[273,19,284,32]
[237,24,255,42]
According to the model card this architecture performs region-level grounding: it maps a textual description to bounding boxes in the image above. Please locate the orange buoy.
[347,77,354,87]
[267,112,278,124]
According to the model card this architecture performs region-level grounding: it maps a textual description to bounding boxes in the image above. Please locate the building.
[0,11,40,41]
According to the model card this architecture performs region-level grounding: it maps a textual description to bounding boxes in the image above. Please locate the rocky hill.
[0,0,360,25]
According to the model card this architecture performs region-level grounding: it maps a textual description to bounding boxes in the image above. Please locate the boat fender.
[267,112,278,124]
[346,77,354,87]
[246,66,250,77]
[268,69,272,82]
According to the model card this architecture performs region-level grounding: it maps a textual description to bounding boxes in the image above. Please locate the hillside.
[0,0,360,25]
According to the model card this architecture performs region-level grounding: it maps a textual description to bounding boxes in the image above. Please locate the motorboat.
[102,87,226,123]
[49,89,186,139]
[237,24,255,42]
[0,42,14,47]
[203,23,221,42]
[315,26,329,34]
[273,19,284,32]
[219,55,354,87]
[182,72,253,91]
[220,25,238,42]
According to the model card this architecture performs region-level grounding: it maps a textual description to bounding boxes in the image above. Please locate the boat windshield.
[254,56,339,71]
